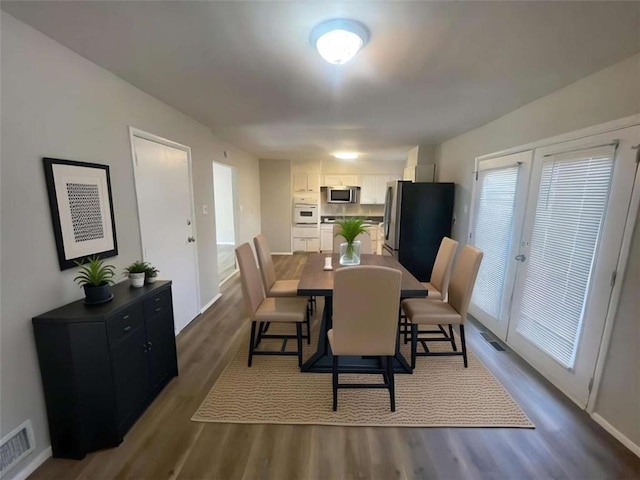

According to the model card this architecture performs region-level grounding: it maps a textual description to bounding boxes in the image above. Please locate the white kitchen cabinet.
[320,225,333,252]
[293,173,320,192]
[292,226,320,252]
[359,175,377,204]
[323,174,360,187]
[360,174,402,204]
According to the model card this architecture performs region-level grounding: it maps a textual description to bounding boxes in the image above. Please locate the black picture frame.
[43,157,118,270]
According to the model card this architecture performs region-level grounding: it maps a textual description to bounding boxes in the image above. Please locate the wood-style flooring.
[217,244,236,285]
[31,254,640,479]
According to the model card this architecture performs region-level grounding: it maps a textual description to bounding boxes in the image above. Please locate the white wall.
[212,163,235,245]
[434,53,640,453]
[436,53,640,242]
[0,12,260,477]
[259,159,292,253]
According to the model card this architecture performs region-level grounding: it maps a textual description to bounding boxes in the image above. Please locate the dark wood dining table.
[297,253,427,373]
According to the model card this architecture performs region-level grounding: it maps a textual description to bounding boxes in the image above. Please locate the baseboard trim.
[11,446,52,480]
[200,293,222,314]
[219,269,239,287]
[591,413,640,458]
[271,252,293,255]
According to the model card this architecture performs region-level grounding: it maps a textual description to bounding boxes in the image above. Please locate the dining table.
[297,253,427,373]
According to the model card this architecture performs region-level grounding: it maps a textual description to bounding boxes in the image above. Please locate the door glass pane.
[515,146,615,368]
[471,166,519,319]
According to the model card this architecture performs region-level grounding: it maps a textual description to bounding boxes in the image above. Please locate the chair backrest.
[253,234,276,293]
[447,245,483,322]
[235,243,265,320]
[430,237,459,295]
[332,266,402,356]
[332,224,372,254]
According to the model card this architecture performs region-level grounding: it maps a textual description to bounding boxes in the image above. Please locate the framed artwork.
[43,158,118,270]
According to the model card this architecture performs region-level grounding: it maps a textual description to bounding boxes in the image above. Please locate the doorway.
[213,162,237,284]
[130,128,200,334]
[469,125,639,406]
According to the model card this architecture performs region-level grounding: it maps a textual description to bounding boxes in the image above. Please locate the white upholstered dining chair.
[328,265,402,411]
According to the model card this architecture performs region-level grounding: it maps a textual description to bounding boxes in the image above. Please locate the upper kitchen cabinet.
[360,174,401,204]
[323,174,360,187]
[293,172,320,193]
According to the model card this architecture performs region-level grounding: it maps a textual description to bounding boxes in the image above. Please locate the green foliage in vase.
[124,260,150,275]
[335,217,369,245]
[73,256,116,287]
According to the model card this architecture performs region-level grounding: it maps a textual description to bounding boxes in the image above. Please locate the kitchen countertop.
[320,216,383,225]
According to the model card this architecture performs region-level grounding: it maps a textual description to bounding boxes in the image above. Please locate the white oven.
[293,201,318,225]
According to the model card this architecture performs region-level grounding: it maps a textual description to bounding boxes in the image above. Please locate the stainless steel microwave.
[327,186,358,203]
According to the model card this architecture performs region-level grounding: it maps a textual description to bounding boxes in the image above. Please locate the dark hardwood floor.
[31,254,639,479]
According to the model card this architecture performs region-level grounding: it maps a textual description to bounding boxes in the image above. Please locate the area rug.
[192,323,533,428]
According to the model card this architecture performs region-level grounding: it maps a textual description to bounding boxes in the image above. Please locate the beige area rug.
[192,322,533,428]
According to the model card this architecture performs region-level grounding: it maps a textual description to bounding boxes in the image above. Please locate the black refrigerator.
[382,181,455,282]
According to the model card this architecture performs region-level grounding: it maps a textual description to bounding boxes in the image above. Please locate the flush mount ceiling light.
[333,152,359,160]
[310,19,369,65]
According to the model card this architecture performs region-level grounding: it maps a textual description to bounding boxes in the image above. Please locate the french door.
[470,125,639,406]
[468,151,532,340]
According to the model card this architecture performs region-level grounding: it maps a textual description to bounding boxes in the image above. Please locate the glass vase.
[339,240,361,266]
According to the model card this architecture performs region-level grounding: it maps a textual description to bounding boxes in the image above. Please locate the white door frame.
[128,126,201,318]
[468,116,640,408]
[467,150,533,340]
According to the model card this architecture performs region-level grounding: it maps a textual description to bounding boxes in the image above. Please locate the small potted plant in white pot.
[74,256,116,304]
[124,261,148,288]
[144,264,159,284]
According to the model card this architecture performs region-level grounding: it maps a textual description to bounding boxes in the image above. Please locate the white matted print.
[43,158,118,270]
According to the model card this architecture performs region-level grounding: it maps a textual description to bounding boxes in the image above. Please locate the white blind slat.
[471,166,519,320]
[514,146,615,368]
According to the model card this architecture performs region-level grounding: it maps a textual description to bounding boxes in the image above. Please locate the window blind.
[471,165,519,320]
[515,145,615,368]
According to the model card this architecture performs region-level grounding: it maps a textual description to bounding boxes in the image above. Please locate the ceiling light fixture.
[310,19,369,65]
[333,152,359,160]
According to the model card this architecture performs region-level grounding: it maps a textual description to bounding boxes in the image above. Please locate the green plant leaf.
[334,217,369,244]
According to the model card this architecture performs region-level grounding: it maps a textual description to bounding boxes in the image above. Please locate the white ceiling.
[2,1,639,161]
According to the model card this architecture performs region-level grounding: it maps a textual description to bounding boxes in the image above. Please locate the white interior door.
[506,127,639,406]
[469,151,532,340]
[131,133,200,334]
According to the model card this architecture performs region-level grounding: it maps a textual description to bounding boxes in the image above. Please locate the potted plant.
[144,264,159,284]
[335,217,369,266]
[74,256,116,304]
[124,260,149,288]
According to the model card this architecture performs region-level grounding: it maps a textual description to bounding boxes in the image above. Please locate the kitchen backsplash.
[321,200,385,217]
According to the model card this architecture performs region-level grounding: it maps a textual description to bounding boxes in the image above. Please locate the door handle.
[515,254,526,262]
[187,236,196,243]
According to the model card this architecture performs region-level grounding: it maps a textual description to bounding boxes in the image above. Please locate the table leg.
[300,296,332,372]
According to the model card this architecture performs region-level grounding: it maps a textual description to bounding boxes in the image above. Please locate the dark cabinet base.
[33,281,178,459]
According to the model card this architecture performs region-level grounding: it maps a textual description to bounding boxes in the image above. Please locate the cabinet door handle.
[154,297,161,302]
[155,307,162,312]
[123,325,131,332]
[143,344,147,352]
[123,314,130,320]
[147,341,153,351]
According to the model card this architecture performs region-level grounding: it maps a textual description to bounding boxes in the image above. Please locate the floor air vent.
[0,420,35,477]
[479,332,507,352]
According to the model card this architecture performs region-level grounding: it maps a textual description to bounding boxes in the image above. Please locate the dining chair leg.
[306,309,311,345]
[411,323,418,369]
[332,355,339,411]
[448,324,457,352]
[460,324,468,368]
[248,321,257,367]
[387,355,396,412]
[296,322,303,367]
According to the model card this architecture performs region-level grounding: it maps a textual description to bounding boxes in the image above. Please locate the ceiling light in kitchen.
[310,19,369,65]
[333,152,359,160]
